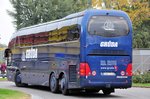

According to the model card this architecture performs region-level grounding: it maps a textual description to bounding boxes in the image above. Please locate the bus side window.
[67,24,80,41]
[4,49,12,66]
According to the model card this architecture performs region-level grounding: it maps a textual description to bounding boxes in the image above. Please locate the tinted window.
[88,16,129,37]
[67,24,80,41]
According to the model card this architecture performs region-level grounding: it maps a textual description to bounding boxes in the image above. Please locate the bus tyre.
[14,71,23,87]
[102,89,114,95]
[50,73,59,93]
[60,75,69,95]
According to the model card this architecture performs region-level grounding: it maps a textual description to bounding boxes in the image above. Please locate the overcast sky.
[0,0,15,45]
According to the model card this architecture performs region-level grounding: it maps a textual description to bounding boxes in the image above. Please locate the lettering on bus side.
[100,41,118,47]
[26,48,38,59]
[21,48,38,61]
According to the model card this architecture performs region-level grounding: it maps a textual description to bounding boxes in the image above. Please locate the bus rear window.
[88,16,129,37]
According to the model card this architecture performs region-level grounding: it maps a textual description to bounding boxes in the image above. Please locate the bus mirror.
[4,48,12,58]
[4,49,12,66]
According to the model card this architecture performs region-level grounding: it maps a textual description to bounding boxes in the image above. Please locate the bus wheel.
[102,89,114,95]
[60,75,69,95]
[50,73,59,93]
[15,71,23,87]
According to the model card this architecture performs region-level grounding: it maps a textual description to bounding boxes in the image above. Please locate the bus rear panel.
[79,10,132,90]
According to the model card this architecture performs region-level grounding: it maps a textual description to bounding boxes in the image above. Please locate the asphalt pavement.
[0,81,150,99]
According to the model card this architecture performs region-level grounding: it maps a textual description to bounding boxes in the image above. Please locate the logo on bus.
[100,41,118,47]
[103,19,115,31]
[21,48,38,61]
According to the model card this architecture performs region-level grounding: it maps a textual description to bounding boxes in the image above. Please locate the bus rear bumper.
[80,81,132,89]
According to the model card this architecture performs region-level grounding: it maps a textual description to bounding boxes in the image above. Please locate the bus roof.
[11,10,85,40]
[19,10,85,31]
[10,9,128,40]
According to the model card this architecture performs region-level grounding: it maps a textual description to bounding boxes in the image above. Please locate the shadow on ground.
[18,85,124,98]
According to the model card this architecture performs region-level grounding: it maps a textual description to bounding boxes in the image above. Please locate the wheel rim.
[16,74,21,83]
[51,76,56,90]
[61,77,65,91]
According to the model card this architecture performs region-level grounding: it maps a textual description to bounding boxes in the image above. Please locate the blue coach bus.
[5,9,132,95]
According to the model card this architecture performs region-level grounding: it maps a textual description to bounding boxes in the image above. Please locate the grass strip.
[0,78,7,81]
[132,83,150,88]
[0,88,31,99]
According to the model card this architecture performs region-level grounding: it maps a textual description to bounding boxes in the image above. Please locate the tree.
[126,0,150,48]
[8,0,89,30]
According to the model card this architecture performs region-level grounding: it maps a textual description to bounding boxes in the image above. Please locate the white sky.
[0,0,15,45]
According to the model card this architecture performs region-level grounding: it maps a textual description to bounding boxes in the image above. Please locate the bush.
[132,75,142,83]
[132,72,150,83]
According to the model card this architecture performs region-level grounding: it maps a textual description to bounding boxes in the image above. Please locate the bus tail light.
[80,63,91,76]
[126,63,132,76]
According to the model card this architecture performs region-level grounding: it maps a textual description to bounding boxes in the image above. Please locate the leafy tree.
[126,0,150,48]
[8,0,89,30]
[133,20,150,48]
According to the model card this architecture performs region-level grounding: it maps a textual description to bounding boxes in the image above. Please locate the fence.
[133,49,150,73]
